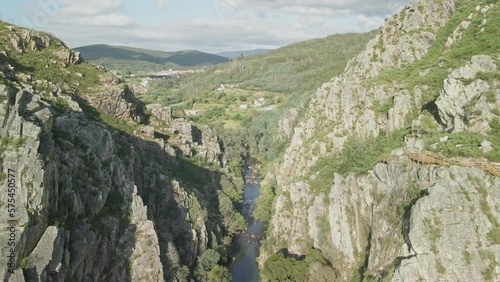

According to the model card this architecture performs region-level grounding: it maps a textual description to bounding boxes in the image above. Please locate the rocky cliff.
[261,0,500,281]
[0,22,242,282]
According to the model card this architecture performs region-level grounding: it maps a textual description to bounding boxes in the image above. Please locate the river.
[230,165,265,282]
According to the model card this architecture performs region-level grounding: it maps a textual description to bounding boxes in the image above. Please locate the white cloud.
[233,0,408,17]
[36,0,412,53]
[157,0,166,9]
[75,14,132,27]
[45,16,313,52]
[60,0,122,17]
[354,14,386,32]
[52,0,133,28]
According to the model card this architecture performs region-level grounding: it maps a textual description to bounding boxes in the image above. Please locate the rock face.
[436,55,498,133]
[261,0,500,281]
[0,22,238,282]
[146,104,173,124]
[277,0,466,183]
[271,157,499,280]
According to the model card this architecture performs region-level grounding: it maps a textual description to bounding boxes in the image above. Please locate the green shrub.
[487,227,500,245]
[484,90,496,104]
[13,137,25,149]
[262,252,307,282]
[20,257,31,269]
[104,190,124,214]
[307,128,408,192]
[370,1,500,106]
[255,184,276,222]
[423,130,500,162]
[208,265,231,282]
[195,249,220,281]
[262,248,332,282]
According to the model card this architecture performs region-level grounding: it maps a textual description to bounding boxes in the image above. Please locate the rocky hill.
[259,0,500,281]
[0,21,244,281]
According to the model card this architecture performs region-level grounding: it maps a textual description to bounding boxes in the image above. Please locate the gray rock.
[27,227,65,280]
[436,55,498,133]
[481,139,493,153]
[146,103,173,122]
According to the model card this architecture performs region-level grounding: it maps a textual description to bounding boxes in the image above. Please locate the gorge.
[1,0,500,281]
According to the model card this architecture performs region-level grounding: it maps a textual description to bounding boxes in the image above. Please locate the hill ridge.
[75,44,229,71]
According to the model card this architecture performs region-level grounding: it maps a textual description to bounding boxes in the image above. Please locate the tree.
[195,249,220,281]
[208,265,231,282]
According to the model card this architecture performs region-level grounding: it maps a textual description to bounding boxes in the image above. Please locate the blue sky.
[0,0,410,53]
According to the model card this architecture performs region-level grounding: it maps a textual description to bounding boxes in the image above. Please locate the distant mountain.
[217,49,271,58]
[74,44,229,73]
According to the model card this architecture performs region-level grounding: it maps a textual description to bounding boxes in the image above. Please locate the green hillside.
[217,49,270,58]
[75,44,229,73]
[139,30,379,163]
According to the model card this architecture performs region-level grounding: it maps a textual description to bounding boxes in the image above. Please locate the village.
[127,69,205,93]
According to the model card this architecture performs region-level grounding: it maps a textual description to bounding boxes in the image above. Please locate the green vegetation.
[19,257,31,269]
[5,46,100,92]
[419,111,441,132]
[463,250,472,265]
[48,211,81,230]
[103,190,125,215]
[207,265,231,282]
[137,30,378,164]
[475,177,500,245]
[422,129,500,162]
[306,128,408,192]
[195,249,221,281]
[218,177,246,234]
[436,260,446,275]
[13,137,25,149]
[261,248,335,282]
[369,0,500,105]
[487,227,500,245]
[479,250,496,281]
[426,214,442,254]
[255,183,276,222]
[374,97,394,115]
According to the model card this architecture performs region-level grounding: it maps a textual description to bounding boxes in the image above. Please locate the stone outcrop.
[436,55,498,133]
[265,142,500,281]
[0,22,237,282]
[276,0,467,183]
[261,0,500,281]
[146,104,173,124]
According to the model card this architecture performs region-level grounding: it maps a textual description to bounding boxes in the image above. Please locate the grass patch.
[423,130,500,162]
[426,214,442,254]
[487,227,500,245]
[436,260,446,275]
[368,1,500,105]
[374,97,394,115]
[307,128,408,192]
[463,250,472,265]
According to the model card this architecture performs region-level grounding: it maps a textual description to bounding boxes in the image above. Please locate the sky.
[0,0,410,53]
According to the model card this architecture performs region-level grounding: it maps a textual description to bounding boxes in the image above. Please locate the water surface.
[230,168,265,282]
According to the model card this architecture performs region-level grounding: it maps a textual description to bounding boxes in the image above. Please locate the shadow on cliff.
[66,97,228,280]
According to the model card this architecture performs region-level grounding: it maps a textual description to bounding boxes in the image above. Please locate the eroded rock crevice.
[402,188,430,254]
